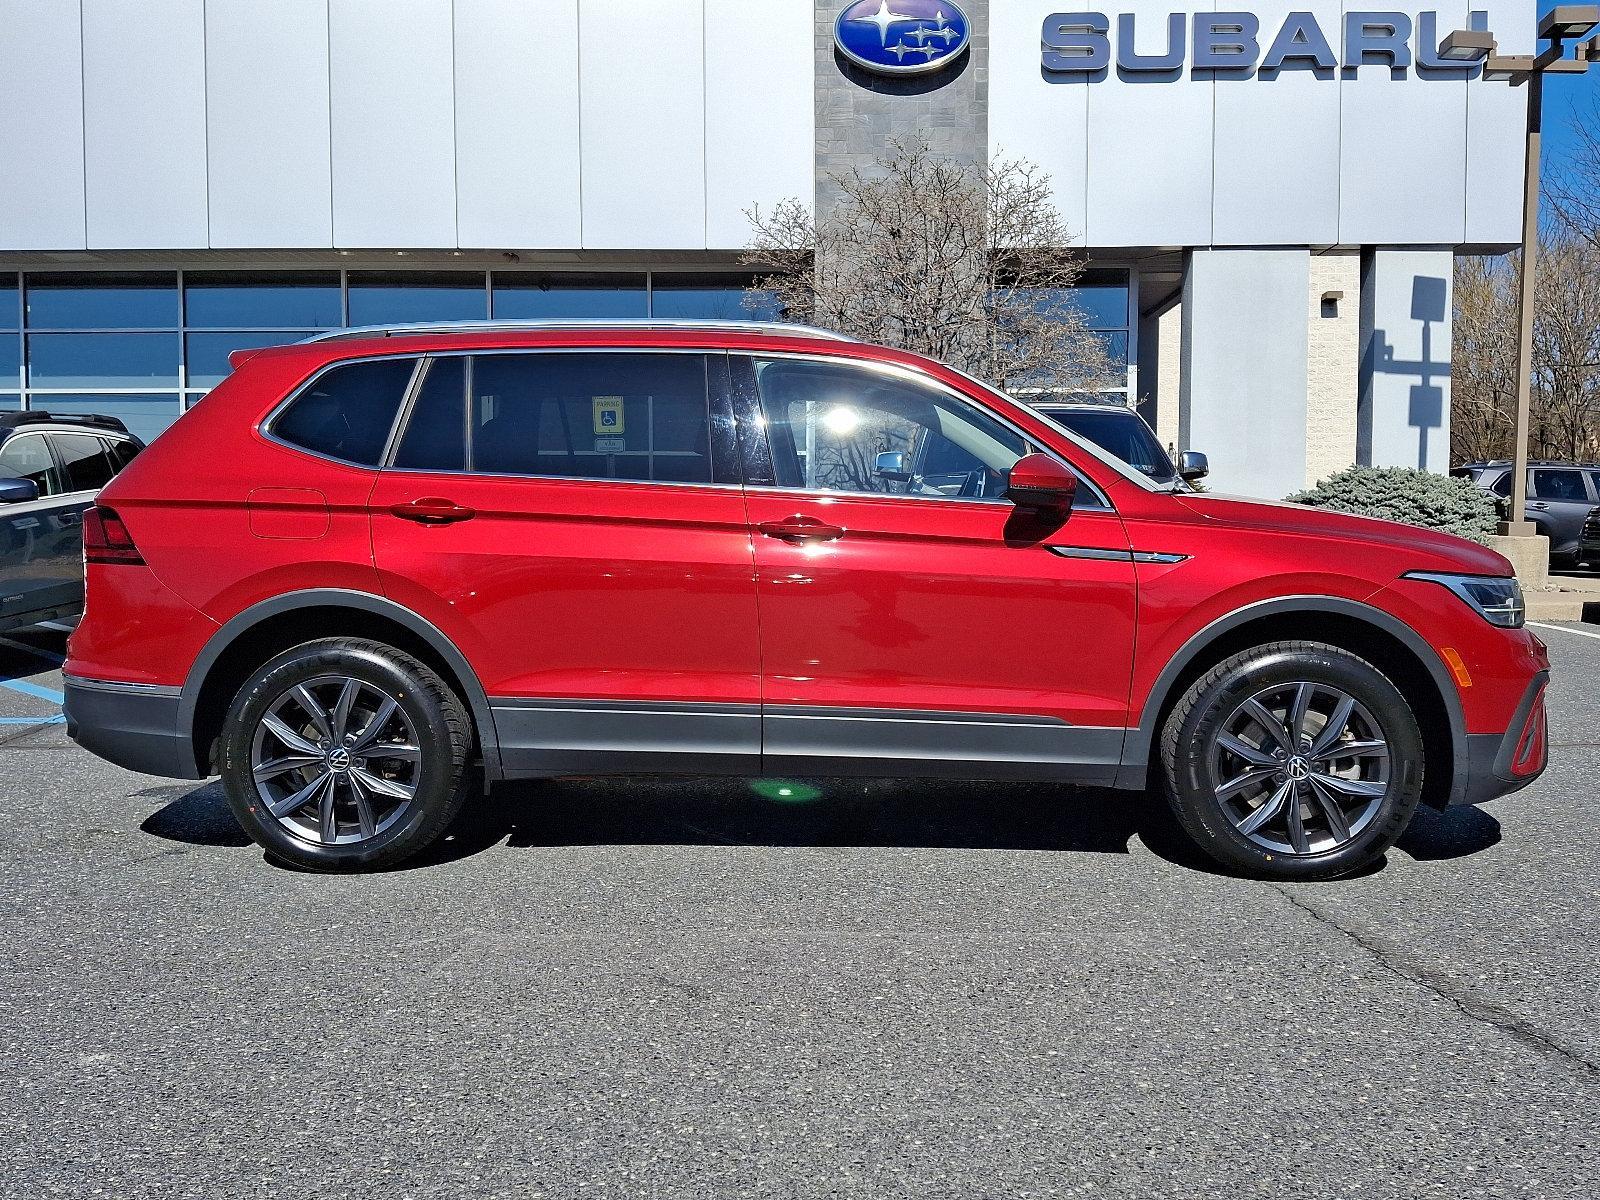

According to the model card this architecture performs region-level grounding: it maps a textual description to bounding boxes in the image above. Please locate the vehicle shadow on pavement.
[136,776,1503,876]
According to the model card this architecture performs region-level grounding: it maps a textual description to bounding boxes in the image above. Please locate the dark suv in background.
[1453,460,1600,568]
[0,412,144,632]
[1031,400,1208,488]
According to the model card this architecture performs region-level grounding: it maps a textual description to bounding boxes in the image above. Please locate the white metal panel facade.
[205,0,335,249]
[1465,0,1532,245]
[1337,1,1472,245]
[1210,0,1342,246]
[453,0,583,249]
[578,0,706,249]
[0,1,86,250]
[0,1,1532,253]
[704,0,814,247]
[328,0,458,248]
[990,2,1090,241]
[82,0,209,250]
[1084,0,1216,247]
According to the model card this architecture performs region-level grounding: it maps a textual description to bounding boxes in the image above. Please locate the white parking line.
[1529,621,1600,641]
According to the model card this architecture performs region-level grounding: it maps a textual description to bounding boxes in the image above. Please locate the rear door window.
[272,357,418,466]
[1531,469,1588,502]
[52,432,117,493]
[393,356,466,471]
[107,437,141,472]
[0,434,62,497]
[392,352,717,485]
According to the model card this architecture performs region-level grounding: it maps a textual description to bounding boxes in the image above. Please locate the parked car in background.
[1031,400,1208,488]
[1453,460,1600,568]
[64,320,1547,882]
[0,413,144,632]
[1582,506,1600,566]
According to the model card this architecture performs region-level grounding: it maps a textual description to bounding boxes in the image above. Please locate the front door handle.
[390,497,476,525]
[758,515,846,543]
[1528,501,1549,511]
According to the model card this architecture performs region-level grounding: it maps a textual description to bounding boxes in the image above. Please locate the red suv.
[63,321,1549,879]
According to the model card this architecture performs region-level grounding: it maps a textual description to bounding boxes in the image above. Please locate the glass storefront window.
[31,395,182,443]
[27,332,181,389]
[185,331,312,388]
[1094,330,1130,368]
[184,272,342,328]
[347,272,486,325]
[0,278,16,395]
[25,273,179,329]
[0,334,20,391]
[1071,284,1131,331]
[650,274,776,320]
[492,273,647,319]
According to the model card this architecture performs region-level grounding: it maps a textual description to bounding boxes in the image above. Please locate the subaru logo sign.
[834,0,972,76]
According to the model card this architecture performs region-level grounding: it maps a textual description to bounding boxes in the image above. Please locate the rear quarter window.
[271,357,417,466]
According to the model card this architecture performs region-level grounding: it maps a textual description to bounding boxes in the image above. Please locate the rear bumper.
[63,675,202,779]
[1454,669,1549,806]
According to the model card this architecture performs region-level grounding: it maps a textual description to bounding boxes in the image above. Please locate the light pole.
[1440,8,1600,545]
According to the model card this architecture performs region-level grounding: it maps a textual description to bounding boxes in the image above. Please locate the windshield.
[1042,407,1178,484]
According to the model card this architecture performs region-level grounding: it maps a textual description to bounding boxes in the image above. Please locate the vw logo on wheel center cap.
[326,747,352,772]
[1286,756,1311,781]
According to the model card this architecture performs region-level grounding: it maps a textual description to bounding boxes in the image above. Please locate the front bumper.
[1455,668,1549,806]
[63,675,203,780]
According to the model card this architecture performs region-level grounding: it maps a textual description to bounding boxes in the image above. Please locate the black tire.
[1159,640,1424,881]
[218,637,473,872]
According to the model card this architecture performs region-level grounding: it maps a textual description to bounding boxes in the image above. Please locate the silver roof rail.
[298,318,856,344]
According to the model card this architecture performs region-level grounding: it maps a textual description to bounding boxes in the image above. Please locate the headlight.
[1405,572,1525,628]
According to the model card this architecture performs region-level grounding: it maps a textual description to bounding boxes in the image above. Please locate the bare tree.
[1451,254,1520,463]
[742,140,1115,395]
[1547,95,1600,251]
[1452,232,1600,464]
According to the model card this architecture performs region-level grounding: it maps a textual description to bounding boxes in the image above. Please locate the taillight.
[83,505,144,565]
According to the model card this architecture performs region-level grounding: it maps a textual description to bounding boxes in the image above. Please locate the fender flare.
[1116,595,1467,804]
[177,589,502,780]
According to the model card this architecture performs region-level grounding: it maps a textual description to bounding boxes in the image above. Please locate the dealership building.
[0,0,1530,498]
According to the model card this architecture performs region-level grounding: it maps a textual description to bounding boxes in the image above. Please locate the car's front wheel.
[1160,640,1424,880]
[218,638,473,872]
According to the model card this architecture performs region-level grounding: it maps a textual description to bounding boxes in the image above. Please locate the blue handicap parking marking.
[0,676,65,705]
[0,632,69,726]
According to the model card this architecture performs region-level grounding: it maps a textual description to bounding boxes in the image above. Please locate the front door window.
[753,357,1029,502]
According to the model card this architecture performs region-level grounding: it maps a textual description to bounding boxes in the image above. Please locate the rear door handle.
[1528,502,1549,511]
[390,497,476,525]
[758,515,846,543]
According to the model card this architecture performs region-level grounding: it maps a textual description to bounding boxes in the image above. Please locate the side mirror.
[1006,452,1078,517]
[0,477,39,504]
[1178,451,1209,482]
[874,450,910,482]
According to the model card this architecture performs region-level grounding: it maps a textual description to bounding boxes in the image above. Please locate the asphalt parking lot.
[2,624,1596,1199]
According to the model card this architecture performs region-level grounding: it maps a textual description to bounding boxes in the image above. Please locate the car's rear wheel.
[219,638,472,871]
[1160,640,1424,880]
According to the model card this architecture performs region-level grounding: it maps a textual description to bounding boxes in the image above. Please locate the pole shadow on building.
[1363,275,1449,470]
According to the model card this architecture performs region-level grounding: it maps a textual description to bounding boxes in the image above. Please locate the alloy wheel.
[1207,680,1391,856]
[249,675,421,846]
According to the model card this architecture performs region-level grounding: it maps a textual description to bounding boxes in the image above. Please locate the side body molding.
[1115,596,1469,804]
[178,589,503,780]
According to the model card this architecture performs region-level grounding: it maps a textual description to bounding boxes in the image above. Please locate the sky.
[1535,0,1599,209]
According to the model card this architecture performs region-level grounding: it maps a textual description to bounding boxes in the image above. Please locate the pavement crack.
[1272,883,1600,1077]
